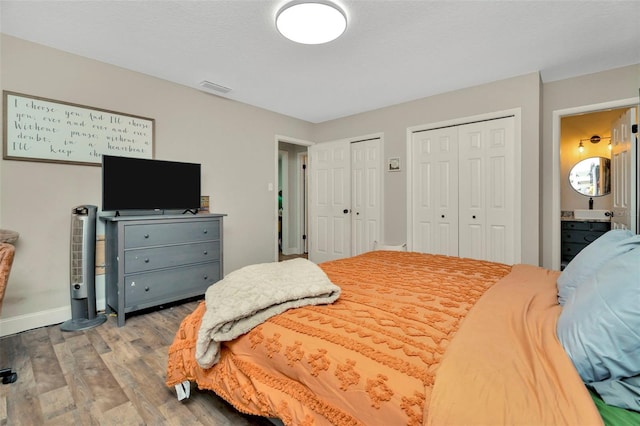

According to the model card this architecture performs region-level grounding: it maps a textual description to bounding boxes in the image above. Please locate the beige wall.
[0,35,313,334]
[1,33,638,336]
[312,72,542,264]
[541,64,640,268]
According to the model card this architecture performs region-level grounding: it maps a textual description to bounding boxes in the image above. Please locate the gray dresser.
[560,220,610,270]
[103,213,225,326]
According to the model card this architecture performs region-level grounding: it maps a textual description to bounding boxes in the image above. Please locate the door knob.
[343,209,350,214]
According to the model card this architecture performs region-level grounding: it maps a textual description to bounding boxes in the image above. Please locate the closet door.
[351,138,382,255]
[411,127,459,255]
[308,140,352,263]
[458,117,515,263]
[309,138,383,263]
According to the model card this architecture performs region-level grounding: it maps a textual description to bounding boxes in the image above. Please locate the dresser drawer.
[124,219,220,248]
[124,240,220,274]
[561,221,610,232]
[561,230,606,245]
[124,262,220,308]
[562,242,588,257]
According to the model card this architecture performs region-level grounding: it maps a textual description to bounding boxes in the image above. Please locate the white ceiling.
[1,1,639,123]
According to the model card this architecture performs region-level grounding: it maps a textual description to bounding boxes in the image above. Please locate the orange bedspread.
[428,264,603,425]
[166,251,510,425]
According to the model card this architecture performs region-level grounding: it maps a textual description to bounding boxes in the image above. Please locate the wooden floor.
[278,253,308,262]
[0,300,274,426]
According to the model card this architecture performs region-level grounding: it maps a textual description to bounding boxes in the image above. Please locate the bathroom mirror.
[569,156,611,196]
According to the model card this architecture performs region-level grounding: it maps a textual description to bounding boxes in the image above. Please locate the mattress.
[166,251,605,425]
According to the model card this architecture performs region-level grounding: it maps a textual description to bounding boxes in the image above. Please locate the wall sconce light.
[577,134,611,153]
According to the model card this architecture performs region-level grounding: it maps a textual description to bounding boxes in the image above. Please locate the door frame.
[551,97,638,270]
[278,149,289,254]
[275,135,314,261]
[297,151,309,254]
[406,108,522,260]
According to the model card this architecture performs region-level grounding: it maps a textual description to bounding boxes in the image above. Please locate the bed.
[166,247,640,425]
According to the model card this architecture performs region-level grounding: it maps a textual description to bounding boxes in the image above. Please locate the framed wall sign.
[3,91,154,166]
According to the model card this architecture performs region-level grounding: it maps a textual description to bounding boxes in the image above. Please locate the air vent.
[199,80,232,94]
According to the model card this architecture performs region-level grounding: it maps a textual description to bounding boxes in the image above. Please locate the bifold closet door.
[309,138,383,263]
[458,117,515,264]
[351,139,382,255]
[308,140,352,263]
[410,126,459,255]
[410,116,515,264]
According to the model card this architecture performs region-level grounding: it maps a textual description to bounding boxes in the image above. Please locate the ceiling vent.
[199,80,232,94]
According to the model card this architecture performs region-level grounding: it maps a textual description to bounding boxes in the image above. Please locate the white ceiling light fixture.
[276,1,347,45]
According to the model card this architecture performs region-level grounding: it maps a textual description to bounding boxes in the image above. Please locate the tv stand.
[103,213,225,326]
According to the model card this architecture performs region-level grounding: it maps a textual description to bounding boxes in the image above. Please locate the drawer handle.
[203,251,208,255]
[144,286,150,292]
[144,234,150,239]
[203,275,209,280]
[144,258,150,263]
[472,215,476,219]
[203,229,208,234]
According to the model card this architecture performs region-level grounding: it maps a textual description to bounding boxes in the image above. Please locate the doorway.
[276,136,312,262]
[552,98,639,270]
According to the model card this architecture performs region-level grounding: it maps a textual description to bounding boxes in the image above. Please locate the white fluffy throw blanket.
[195,258,341,368]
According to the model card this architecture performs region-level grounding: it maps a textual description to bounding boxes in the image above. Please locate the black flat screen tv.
[102,155,201,213]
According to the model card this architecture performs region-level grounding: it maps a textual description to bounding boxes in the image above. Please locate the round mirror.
[569,156,611,196]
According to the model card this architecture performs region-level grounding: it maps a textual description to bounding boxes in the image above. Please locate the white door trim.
[551,97,639,270]
[406,108,522,260]
[275,135,314,262]
[279,149,289,254]
[297,151,308,254]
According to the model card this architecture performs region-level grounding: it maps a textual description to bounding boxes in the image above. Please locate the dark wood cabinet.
[560,220,610,270]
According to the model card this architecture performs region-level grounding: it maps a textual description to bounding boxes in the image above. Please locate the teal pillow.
[557,247,640,383]
[557,229,638,306]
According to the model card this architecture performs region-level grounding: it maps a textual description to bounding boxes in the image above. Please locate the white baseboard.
[0,306,70,337]
[0,297,106,337]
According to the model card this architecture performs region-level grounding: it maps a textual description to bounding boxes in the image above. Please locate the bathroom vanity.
[560,218,611,270]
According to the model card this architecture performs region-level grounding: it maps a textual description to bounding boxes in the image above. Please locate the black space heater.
[60,205,107,332]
